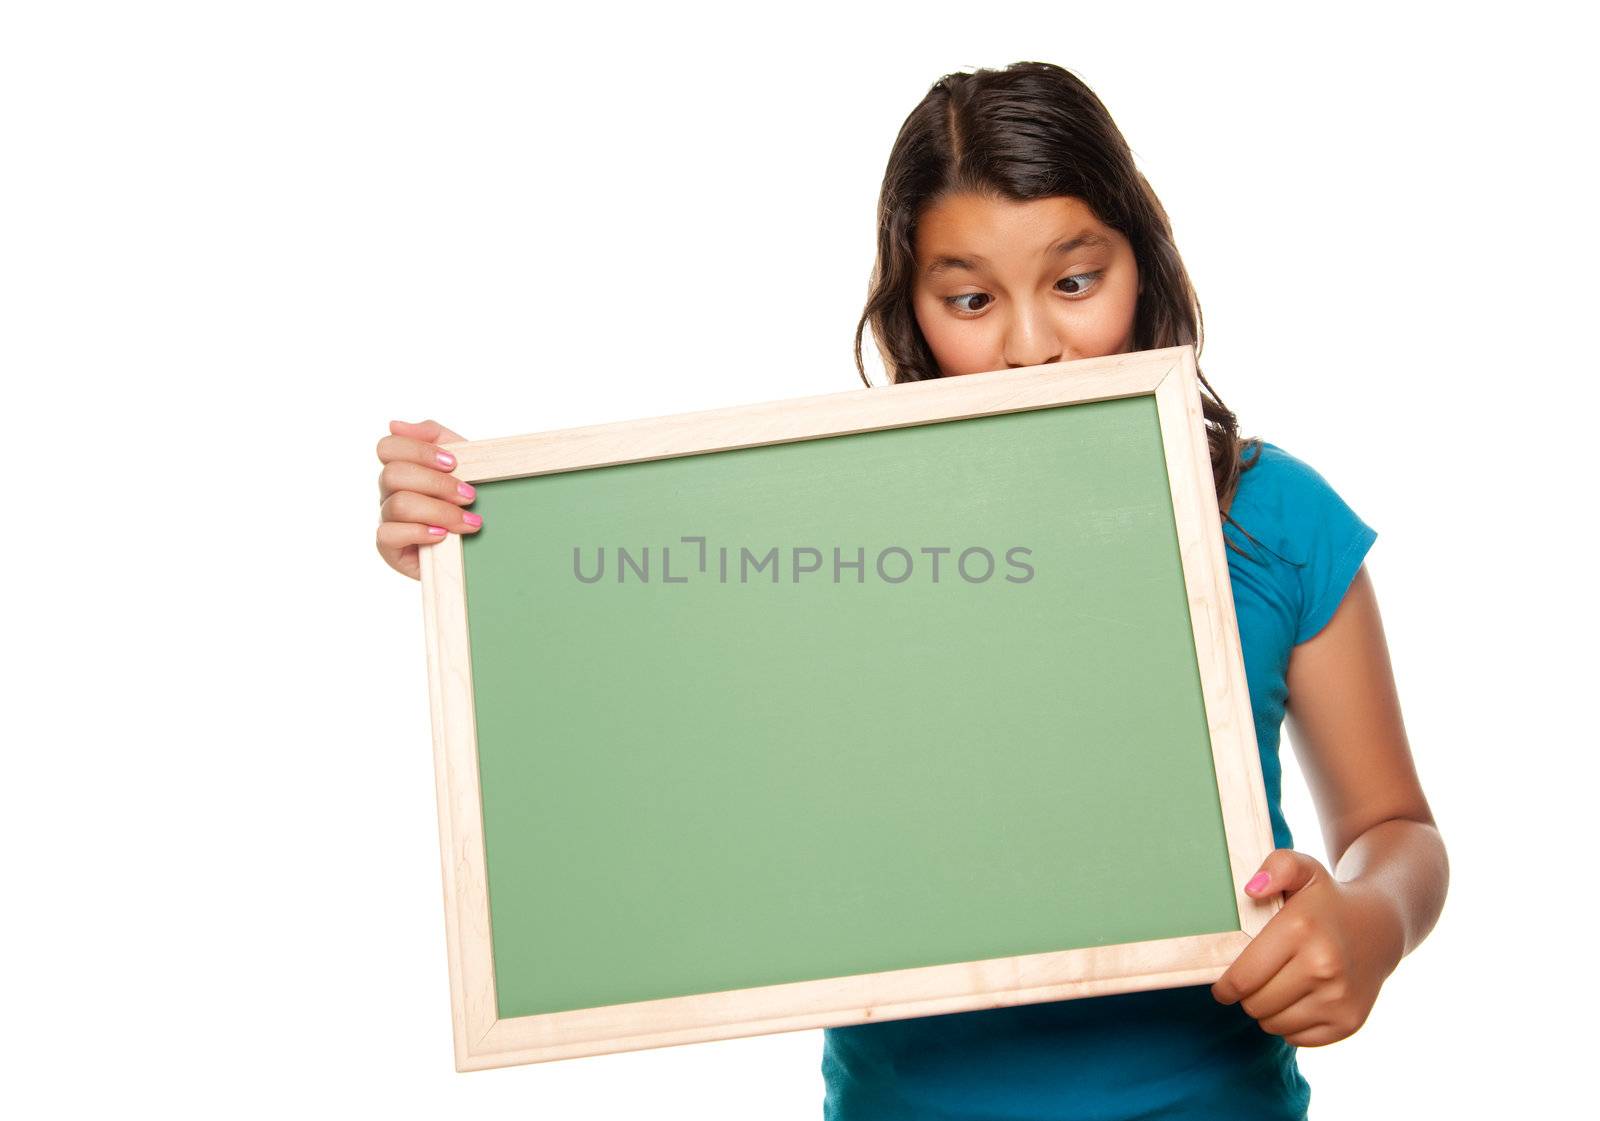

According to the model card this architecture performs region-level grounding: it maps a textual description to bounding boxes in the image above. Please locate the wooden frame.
[418,343,1280,1071]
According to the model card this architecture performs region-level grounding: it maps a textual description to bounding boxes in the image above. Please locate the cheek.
[1107,266,1141,343]
[1094,280,1141,346]
[914,297,993,374]
[1065,273,1140,357]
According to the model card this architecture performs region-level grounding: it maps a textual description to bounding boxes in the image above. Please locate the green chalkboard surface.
[419,345,1276,1069]
[460,393,1238,1021]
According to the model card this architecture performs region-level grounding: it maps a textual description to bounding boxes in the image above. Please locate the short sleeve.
[1281,454,1379,644]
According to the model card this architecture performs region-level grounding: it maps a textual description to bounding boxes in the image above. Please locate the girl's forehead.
[916,194,1119,262]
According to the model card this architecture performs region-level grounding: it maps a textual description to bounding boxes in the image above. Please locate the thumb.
[1243,849,1322,899]
[389,418,468,445]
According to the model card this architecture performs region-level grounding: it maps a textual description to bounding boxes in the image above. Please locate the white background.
[5,2,1593,1116]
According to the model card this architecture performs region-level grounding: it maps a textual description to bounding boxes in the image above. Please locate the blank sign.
[419,344,1279,1071]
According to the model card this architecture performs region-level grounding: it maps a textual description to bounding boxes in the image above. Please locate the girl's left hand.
[1210,849,1406,1047]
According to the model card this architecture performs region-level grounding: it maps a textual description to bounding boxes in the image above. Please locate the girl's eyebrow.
[924,230,1113,278]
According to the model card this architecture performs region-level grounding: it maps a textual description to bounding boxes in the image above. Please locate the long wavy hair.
[854,60,1263,553]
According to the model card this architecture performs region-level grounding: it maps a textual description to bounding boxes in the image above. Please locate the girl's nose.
[1003,308,1064,369]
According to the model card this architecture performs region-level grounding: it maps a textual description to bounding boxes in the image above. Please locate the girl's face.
[911,193,1141,377]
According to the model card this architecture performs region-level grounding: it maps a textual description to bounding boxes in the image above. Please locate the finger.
[1238,954,1319,1022]
[1257,988,1338,1039]
[380,490,484,536]
[375,522,445,581]
[380,459,477,507]
[386,544,420,581]
[1282,1022,1347,1048]
[377,516,452,547]
[1212,909,1305,1005]
[1244,849,1322,901]
[389,417,468,444]
[376,431,462,473]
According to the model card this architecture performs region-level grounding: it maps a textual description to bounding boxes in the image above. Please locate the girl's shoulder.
[1235,438,1336,501]
[1231,439,1366,535]
[1228,438,1380,644]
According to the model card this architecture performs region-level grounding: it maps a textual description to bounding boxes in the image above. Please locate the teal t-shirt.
[821,439,1379,1120]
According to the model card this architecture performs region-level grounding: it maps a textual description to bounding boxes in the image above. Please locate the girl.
[374,61,1447,1120]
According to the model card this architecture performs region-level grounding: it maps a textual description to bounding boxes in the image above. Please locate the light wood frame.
[418,343,1280,1072]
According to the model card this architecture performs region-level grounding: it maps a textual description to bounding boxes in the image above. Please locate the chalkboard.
[418,344,1279,1071]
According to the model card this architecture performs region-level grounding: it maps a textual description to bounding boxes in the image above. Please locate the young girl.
[374,61,1447,1120]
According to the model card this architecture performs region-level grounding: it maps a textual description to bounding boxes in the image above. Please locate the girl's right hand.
[375,418,483,580]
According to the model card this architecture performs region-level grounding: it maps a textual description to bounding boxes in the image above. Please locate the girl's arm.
[1283,563,1449,957]
[1210,564,1449,1045]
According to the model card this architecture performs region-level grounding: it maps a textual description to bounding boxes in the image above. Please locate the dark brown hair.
[854,60,1263,553]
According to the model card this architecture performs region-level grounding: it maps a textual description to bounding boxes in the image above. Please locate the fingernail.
[463,512,483,527]
[458,482,476,499]
[1246,872,1271,893]
[437,451,456,468]
[427,525,447,536]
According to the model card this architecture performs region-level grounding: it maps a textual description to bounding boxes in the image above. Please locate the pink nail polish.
[458,482,476,499]
[427,525,447,536]
[463,512,483,528]
[1246,872,1271,893]
[437,451,455,468]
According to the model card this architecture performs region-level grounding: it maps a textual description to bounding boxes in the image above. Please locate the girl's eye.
[1056,271,1102,296]
[946,292,993,313]
[943,272,1103,315]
